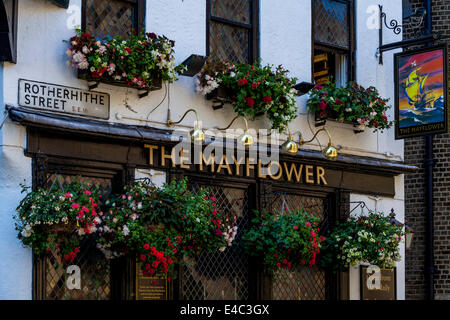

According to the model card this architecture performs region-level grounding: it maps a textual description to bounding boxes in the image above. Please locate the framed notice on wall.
[394,45,448,139]
[360,266,396,300]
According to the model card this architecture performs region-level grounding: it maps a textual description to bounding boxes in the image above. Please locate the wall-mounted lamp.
[294,82,316,96]
[298,128,338,161]
[167,109,205,144]
[216,115,254,147]
[281,127,299,154]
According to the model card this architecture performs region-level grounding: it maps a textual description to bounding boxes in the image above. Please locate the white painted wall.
[0,0,405,300]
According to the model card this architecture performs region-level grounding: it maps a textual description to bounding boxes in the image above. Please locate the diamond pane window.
[208,0,258,64]
[84,0,140,40]
[38,174,114,300]
[314,0,350,49]
[181,184,249,300]
[270,193,328,300]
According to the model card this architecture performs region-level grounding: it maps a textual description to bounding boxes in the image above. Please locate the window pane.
[211,0,251,24]
[209,21,249,63]
[270,193,327,300]
[42,174,113,300]
[314,0,349,49]
[85,0,137,39]
[182,184,249,300]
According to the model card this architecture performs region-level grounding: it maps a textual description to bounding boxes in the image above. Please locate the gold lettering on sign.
[268,161,283,180]
[246,158,255,177]
[305,165,314,184]
[161,146,175,167]
[217,155,232,175]
[143,145,329,186]
[144,144,158,166]
[258,159,267,179]
[317,166,327,185]
[283,162,303,182]
[233,156,244,175]
[200,153,215,172]
[179,149,190,169]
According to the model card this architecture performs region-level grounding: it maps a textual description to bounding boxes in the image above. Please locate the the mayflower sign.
[18,79,110,119]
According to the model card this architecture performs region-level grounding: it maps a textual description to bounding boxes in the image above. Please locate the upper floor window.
[82,0,145,39]
[207,0,259,64]
[312,0,354,85]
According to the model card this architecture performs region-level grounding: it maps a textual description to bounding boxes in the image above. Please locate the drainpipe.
[423,0,434,301]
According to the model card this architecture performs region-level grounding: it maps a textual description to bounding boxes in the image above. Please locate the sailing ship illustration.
[399,62,444,128]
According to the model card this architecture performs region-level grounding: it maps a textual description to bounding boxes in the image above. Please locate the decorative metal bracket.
[377,4,430,64]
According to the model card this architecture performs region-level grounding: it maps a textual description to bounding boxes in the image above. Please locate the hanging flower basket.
[242,209,325,272]
[97,178,237,279]
[15,179,103,264]
[319,211,406,270]
[307,80,394,133]
[66,29,184,98]
[196,59,298,131]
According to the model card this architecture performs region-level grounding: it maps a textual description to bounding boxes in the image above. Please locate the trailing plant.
[66,29,185,89]
[242,209,324,272]
[320,211,405,270]
[15,179,103,264]
[96,178,237,279]
[307,79,394,132]
[196,59,298,131]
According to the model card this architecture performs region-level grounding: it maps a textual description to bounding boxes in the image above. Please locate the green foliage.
[242,209,324,272]
[320,211,405,270]
[196,60,298,131]
[307,79,394,132]
[67,29,185,89]
[15,179,103,264]
[97,178,236,278]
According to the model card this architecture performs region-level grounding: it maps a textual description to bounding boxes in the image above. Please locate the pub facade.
[0,0,413,300]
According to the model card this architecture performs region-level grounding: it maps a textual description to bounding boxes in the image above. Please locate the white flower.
[82,46,90,54]
[78,61,89,70]
[21,225,33,238]
[345,108,352,112]
[72,52,85,63]
[122,225,130,236]
[66,49,73,58]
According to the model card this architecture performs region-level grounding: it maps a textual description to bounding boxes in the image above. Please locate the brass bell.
[239,131,254,147]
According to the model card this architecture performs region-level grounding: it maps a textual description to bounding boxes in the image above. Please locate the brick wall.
[403,0,450,300]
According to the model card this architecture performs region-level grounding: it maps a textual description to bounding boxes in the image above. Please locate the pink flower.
[305,222,311,227]
[65,192,72,198]
[85,190,91,196]
[319,100,327,111]
[72,203,79,209]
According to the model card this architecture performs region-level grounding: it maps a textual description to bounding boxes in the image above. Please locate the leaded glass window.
[313,0,354,85]
[207,0,259,64]
[83,0,144,39]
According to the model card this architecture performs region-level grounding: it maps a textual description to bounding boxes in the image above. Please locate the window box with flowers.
[242,209,325,272]
[196,60,299,131]
[66,30,185,98]
[319,211,406,270]
[307,80,394,134]
[15,180,103,265]
[96,178,237,279]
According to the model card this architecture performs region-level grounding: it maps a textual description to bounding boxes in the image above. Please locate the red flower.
[124,47,132,54]
[173,249,178,254]
[335,98,342,105]
[276,262,281,268]
[314,84,322,90]
[245,97,255,108]
[274,253,278,258]
[287,262,292,270]
[74,247,79,253]
[293,225,298,230]
[319,100,327,111]
[147,32,157,39]
[143,244,150,250]
[140,254,146,262]
[382,115,388,121]
[282,259,288,264]
[263,96,272,103]
[251,82,258,88]
[238,78,248,86]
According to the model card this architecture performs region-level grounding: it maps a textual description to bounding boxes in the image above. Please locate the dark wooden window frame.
[31,155,134,300]
[0,0,18,63]
[311,0,356,83]
[206,0,260,64]
[81,0,146,36]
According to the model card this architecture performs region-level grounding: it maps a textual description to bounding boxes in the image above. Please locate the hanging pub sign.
[394,45,448,139]
[18,79,110,120]
[360,266,396,300]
